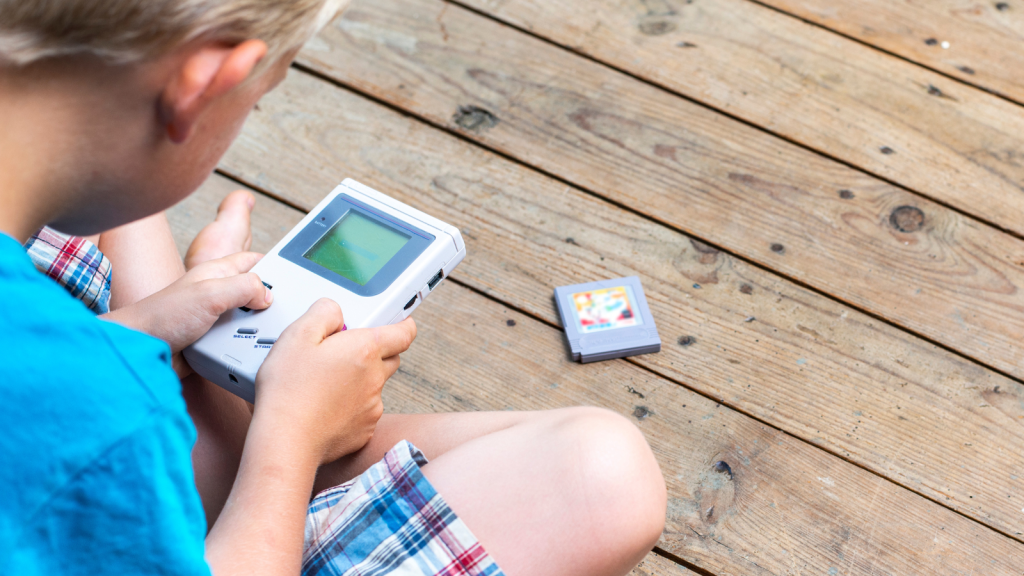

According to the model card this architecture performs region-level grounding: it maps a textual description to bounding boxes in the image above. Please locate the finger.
[190,251,264,281]
[172,352,195,380]
[194,272,273,317]
[373,318,417,359]
[382,354,401,379]
[283,298,346,344]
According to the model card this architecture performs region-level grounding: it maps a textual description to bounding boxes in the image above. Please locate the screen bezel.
[280,194,435,297]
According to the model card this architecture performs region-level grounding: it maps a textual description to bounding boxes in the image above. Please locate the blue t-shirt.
[0,233,210,575]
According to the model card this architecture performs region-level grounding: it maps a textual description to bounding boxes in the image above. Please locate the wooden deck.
[167,1,1024,573]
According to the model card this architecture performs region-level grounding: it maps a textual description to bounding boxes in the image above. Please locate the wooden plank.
[174,175,697,576]
[170,183,1024,575]
[219,68,1024,544]
[297,0,1024,380]
[758,0,1024,105]
[444,0,1024,238]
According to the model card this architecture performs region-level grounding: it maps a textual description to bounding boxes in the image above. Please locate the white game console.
[183,179,466,402]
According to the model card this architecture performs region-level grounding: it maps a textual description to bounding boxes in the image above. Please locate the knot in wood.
[638,18,677,36]
[713,460,734,480]
[677,335,696,347]
[632,406,652,421]
[889,206,925,233]
[689,238,719,255]
[770,243,785,254]
[453,105,499,132]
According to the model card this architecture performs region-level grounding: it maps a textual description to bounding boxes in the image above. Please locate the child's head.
[0,0,348,238]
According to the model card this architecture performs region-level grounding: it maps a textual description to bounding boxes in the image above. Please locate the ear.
[158,40,268,144]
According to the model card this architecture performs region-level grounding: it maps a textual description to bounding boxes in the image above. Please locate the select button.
[237,328,259,335]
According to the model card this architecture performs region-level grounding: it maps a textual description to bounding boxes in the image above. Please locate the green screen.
[304,211,411,285]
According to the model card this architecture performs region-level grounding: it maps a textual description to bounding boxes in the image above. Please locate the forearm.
[201,302,414,573]
[204,412,319,576]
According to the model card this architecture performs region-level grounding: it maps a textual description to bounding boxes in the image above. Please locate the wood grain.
[296,0,1024,381]
[166,190,1024,573]
[448,0,1024,237]
[759,0,1024,105]
[219,69,1024,542]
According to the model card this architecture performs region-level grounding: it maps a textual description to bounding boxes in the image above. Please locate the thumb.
[187,251,264,282]
[282,298,346,344]
[193,272,273,318]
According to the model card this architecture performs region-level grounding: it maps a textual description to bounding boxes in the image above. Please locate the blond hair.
[0,0,347,67]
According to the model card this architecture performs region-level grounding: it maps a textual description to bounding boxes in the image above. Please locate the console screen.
[304,211,411,285]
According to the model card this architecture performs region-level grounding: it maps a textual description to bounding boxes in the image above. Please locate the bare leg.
[313,411,533,492]
[316,408,666,576]
[98,212,186,309]
[430,408,665,576]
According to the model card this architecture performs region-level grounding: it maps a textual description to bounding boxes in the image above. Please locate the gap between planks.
[749,0,1024,108]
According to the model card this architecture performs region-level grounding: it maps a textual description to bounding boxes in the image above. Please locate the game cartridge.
[554,276,661,363]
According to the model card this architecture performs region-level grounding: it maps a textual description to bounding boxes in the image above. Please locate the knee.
[546,407,667,547]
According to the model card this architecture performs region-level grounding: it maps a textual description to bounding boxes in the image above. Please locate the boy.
[0,1,667,575]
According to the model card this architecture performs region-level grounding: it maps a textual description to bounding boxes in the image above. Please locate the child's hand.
[103,252,272,376]
[253,298,417,464]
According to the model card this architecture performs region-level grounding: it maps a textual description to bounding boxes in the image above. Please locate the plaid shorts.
[303,441,505,576]
[24,226,112,314]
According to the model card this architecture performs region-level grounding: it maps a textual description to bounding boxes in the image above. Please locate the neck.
[0,57,161,243]
[0,70,77,242]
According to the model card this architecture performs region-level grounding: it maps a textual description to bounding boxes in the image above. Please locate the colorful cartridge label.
[569,285,644,334]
